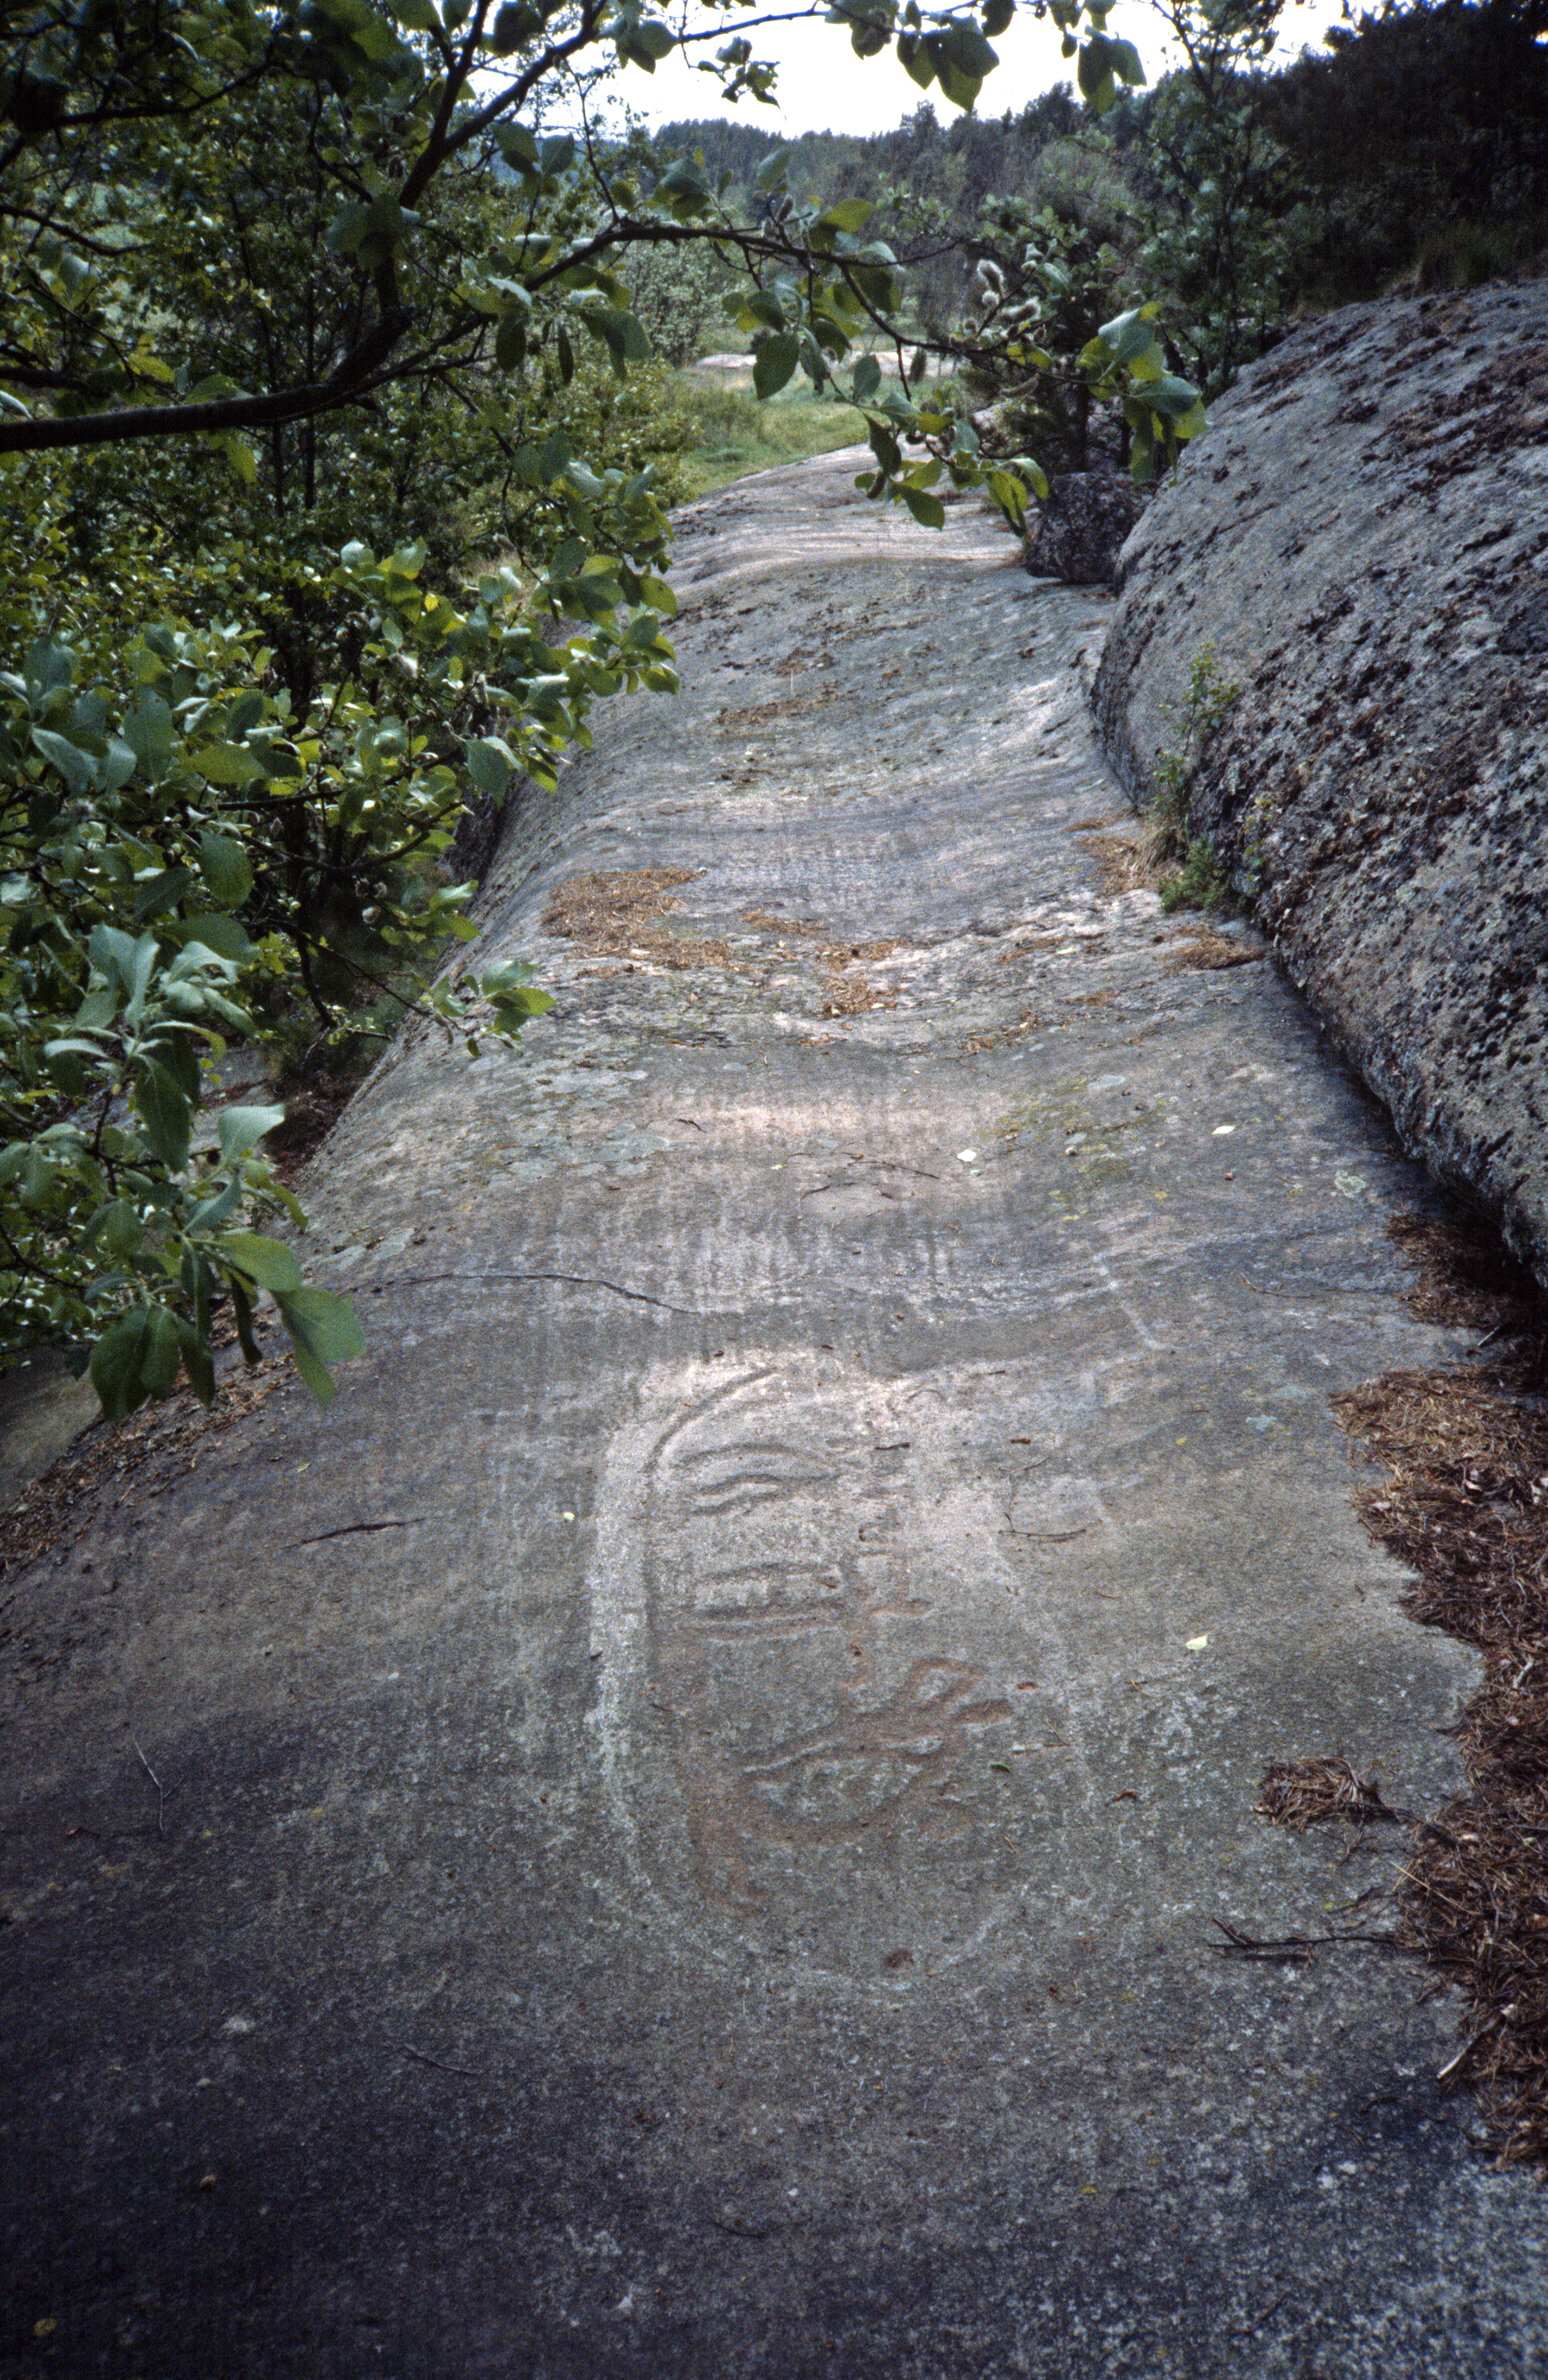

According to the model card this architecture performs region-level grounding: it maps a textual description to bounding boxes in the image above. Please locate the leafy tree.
[960,132,1143,469]
[1,0,1193,1424]
[1136,0,1294,395]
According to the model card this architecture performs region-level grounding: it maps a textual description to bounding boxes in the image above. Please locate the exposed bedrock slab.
[1094,282,1548,1291]
[4,451,1546,2375]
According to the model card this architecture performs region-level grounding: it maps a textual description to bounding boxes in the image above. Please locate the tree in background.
[1135,0,1293,394]
[953,125,1144,464]
[1,0,1196,1422]
[1263,0,1548,299]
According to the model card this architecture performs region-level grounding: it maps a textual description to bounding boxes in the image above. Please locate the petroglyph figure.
[590,1355,1096,1970]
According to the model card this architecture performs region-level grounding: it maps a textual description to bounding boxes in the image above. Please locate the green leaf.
[90,1308,152,1423]
[171,912,254,964]
[275,1286,365,1407]
[24,637,75,695]
[140,1304,182,1400]
[1110,34,1145,86]
[490,2,537,50]
[1139,372,1205,422]
[133,865,192,927]
[192,742,264,789]
[133,1056,194,1169]
[174,1316,216,1406]
[219,1232,304,1295]
[938,18,999,78]
[898,33,936,89]
[120,690,175,777]
[816,198,874,236]
[1098,305,1163,369]
[230,1275,262,1366]
[465,737,513,797]
[218,435,257,487]
[276,1286,366,1364]
[142,1026,200,1101]
[495,123,540,178]
[188,1175,247,1234]
[929,36,984,109]
[199,829,254,904]
[901,485,946,527]
[43,1042,89,1097]
[753,330,800,400]
[92,1199,143,1259]
[215,1105,283,1163]
[655,157,710,205]
[87,1305,179,1418]
[30,727,96,797]
[21,1145,53,1208]
[488,984,555,1029]
[324,201,373,256]
[620,15,673,65]
[852,354,882,402]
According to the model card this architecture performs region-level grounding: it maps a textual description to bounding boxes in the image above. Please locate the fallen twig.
[130,1730,166,1835]
[396,2042,486,2079]
[1212,1916,1401,1964]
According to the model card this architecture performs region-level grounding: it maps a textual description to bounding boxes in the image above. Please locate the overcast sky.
[599,1,1347,140]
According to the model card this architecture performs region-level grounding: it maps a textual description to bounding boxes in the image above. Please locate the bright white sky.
[608,1,1347,139]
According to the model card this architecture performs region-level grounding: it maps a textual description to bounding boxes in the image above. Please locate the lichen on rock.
[1093,282,1548,1289]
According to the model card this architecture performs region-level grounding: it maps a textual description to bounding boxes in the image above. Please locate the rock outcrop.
[1025,467,1144,587]
[1094,282,1548,1288]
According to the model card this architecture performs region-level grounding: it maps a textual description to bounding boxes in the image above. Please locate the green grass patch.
[667,369,869,500]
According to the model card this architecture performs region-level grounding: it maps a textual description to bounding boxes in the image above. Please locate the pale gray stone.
[1094,282,1548,1290]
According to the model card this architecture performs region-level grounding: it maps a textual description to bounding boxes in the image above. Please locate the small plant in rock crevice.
[1149,646,1242,911]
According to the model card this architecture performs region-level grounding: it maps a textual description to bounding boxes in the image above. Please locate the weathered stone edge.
[1090,283,1548,1292]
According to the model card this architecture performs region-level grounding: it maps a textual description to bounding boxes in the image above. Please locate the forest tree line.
[642,0,1548,398]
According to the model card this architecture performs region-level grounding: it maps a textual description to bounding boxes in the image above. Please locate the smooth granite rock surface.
[1094,282,1548,1289]
[3,449,1545,2377]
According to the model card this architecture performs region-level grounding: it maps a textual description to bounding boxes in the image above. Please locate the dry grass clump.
[722,683,838,729]
[816,938,899,1018]
[1078,828,1156,896]
[819,972,896,1018]
[1386,1210,1541,1333]
[740,911,826,938]
[1333,1366,1548,1653]
[1167,927,1269,971]
[820,939,897,966]
[962,1011,1044,1056]
[543,867,739,971]
[1256,1754,1401,1835]
[1328,1209,1548,2161]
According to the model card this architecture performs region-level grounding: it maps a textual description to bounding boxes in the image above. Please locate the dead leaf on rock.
[544,868,741,972]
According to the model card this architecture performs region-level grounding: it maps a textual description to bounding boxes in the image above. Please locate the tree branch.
[0,308,411,454]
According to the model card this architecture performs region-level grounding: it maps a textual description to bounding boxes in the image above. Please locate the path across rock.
[5,450,1546,2375]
